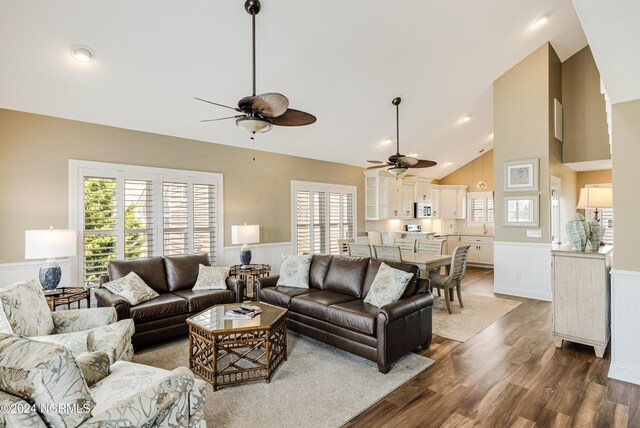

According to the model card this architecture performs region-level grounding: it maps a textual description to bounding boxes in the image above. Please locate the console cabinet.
[551,246,612,358]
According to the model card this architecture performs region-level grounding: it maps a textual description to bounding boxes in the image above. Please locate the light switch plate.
[527,229,542,238]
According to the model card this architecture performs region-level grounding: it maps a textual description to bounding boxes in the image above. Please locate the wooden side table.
[44,287,91,311]
[229,264,271,301]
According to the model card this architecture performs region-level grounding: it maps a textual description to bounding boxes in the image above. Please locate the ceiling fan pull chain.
[251,132,256,161]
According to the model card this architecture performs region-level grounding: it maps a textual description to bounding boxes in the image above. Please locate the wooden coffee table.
[187,302,287,391]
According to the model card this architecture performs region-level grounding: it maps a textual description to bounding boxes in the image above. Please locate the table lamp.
[577,187,613,222]
[231,224,260,267]
[25,227,77,290]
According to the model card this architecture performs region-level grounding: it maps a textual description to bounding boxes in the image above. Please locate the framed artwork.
[504,158,539,192]
[504,194,539,227]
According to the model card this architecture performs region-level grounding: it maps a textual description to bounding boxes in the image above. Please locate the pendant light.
[476,149,487,190]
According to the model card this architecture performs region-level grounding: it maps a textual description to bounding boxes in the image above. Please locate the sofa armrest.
[377,292,434,324]
[255,276,279,300]
[416,277,430,294]
[225,277,246,303]
[51,307,117,333]
[95,288,131,321]
[99,273,110,286]
[0,391,48,428]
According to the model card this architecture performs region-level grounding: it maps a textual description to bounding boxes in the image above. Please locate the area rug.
[432,293,521,342]
[135,332,434,428]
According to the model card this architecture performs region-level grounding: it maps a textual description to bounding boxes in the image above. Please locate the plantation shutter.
[293,182,356,255]
[83,177,118,287]
[124,179,154,259]
[600,209,613,243]
[193,183,218,264]
[467,192,494,227]
[162,182,189,256]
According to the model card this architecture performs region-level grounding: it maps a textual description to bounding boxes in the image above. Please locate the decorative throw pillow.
[0,280,54,336]
[364,263,414,308]
[76,351,111,387]
[31,330,96,355]
[0,334,95,427]
[102,272,159,306]
[277,255,312,288]
[193,265,230,290]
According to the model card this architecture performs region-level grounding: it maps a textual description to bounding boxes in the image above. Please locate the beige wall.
[612,100,640,271]
[0,109,366,263]
[562,46,610,163]
[576,169,612,192]
[439,149,494,190]
[493,43,554,243]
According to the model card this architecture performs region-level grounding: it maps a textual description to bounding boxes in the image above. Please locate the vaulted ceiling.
[0,0,587,178]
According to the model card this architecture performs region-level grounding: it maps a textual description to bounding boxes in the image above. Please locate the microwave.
[415,201,432,218]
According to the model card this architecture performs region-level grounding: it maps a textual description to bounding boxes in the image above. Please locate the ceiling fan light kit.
[195,0,316,134]
[366,97,437,175]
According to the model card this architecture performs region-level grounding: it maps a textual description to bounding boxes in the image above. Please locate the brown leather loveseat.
[95,253,245,347]
[257,255,433,373]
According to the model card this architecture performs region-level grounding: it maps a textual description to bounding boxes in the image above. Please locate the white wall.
[493,242,552,301]
[0,260,71,288]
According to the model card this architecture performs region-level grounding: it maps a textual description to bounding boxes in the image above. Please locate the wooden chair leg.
[444,286,453,314]
[437,287,441,296]
[456,281,464,308]
[449,288,454,301]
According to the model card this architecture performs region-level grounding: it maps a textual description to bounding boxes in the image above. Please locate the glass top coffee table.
[186,302,288,391]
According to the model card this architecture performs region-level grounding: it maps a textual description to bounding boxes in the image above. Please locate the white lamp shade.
[25,229,77,260]
[577,187,613,209]
[231,224,260,245]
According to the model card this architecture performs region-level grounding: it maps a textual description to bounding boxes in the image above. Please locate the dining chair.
[337,238,355,254]
[347,243,372,257]
[367,231,383,246]
[429,245,471,314]
[416,239,445,254]
[384,232,402,245]
[372,245,402,262]
[394,238,416,252]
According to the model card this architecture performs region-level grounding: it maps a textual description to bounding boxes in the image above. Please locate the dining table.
[400,251,453,273]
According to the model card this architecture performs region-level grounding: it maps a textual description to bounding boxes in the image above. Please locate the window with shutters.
[70,161,223,286]
[467,191,494,227]
[292,181,357,255]
[584,184,613,244]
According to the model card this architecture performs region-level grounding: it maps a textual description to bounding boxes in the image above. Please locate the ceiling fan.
[195,0,316,133]
[367,97,437,176]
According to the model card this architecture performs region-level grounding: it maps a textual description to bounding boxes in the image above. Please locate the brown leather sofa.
[95,253,245,347]
[257,255,433,373]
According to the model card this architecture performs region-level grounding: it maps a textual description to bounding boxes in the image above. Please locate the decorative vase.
[566,213,590,251]
[588,220,605,251]
[239,244,252,266]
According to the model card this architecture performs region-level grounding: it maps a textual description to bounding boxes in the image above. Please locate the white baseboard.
[493,241,552,302]
[609,269,640,385]
[0,259,71,288]
[222,242,292,275]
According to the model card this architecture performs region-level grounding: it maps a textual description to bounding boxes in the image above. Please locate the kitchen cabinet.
[461,236,494,266]
[364,171,389,220]
[431,188,440,218]
[401,182,415,218]
[363,171,413,220]
[551,246,612,358]
[415,179,431,201]
[445,235,461,255]
[440,186,467,219]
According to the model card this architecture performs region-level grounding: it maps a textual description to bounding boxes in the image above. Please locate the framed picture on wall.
[504,158,539,192]
[504,194,539,227]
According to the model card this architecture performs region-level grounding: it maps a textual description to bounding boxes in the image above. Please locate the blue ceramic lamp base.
[39,259,62,290]
[240,245,252,267]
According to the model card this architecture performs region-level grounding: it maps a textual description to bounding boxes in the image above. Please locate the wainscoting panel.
[0,260,71,288]
[222,242,292,275]
[493,241,552,301]
[609,269,640,385]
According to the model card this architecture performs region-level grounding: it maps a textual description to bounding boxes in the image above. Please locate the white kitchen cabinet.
[461,235,494,266]
[440,186,467,219]
[431,188,440,218]
[415,179,431,201]
[364,171,389,220]
[401,182,415,218]
[364,171,414,219]
[387,177,402,218]
[445,235,461,255]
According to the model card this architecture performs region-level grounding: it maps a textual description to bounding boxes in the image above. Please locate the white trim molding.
[493,241,552,301]
[0,259,71,288]
[609,269,640,385]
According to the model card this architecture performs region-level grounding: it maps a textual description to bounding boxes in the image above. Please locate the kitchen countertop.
[434,233,495,237]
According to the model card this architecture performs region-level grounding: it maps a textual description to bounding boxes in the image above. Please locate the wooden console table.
[44,287,91,311]
[551,246,612,357]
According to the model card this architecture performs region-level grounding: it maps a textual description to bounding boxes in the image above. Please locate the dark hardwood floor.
[345,267,640,428]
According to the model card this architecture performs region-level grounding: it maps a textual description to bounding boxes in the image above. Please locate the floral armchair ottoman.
[0,334,207,427]
[0,280,134,362]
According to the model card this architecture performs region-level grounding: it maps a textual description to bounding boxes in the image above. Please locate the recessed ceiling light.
[382,138,393,145]
[70,45,95,62]
[443,162,453,167]
[460,115,471,124]
[534,13,550,27]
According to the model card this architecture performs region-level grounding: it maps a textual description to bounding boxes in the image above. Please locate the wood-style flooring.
[345,267,640,428]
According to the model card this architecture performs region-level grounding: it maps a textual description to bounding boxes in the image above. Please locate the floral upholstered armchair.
[0,279,134,362]
[0,334,207,427]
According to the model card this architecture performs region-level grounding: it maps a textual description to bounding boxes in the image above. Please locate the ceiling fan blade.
[200,115,246,123]
[367,160,386,164]
[366,162,392,169]
[194,97,241,112]
[408,160,438,168]
[267,109,317,126]
[250,93,289,118]
[396,156,419,166]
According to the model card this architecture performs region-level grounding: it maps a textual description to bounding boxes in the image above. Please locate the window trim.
[467,191,495,228]
[69,159,224,285]
[290,180,357,255]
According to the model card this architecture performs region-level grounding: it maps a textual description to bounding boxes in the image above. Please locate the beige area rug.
[135,332,434,428]
[432,293,521,342]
